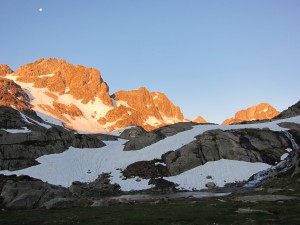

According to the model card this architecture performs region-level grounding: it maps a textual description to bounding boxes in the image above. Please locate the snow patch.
[280,153,289,160]
[115,100,131,108]
[144,116,162,126]
[162,115,181,124]
[35,111,64,126]
[263,107,269,112]
[1,127,31,133]
[19,111,52,129]
[37,74,54,78]
[165,159,270,190]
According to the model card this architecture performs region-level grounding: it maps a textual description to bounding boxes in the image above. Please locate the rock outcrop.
[0,64,13,76]
[0,106,106,170]
[69,173,121,198]
[274,100,300,120]
[3,58,189,132]
[123,122,198,151]
[222,103,280,125]
[163,128,293,176]
[0,78,32,111]
[119,126,147,140]
[0,175,73,210]
[13,58,112,106]
[102,87,185,131]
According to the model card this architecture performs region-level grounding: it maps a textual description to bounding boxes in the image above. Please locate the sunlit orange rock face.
[0,64,13,77]
[192,116,208,123]
[151,92,184,120]
[3,58,204,132]
[101,87,185,131]
[0,78,32,111]
[222,103,280,125]
[14,58,112,106]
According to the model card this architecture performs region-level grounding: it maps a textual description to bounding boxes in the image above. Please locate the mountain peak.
[13,58,112,106]
[222,102,280,125]
[0,64,13,77]
[192,116,208,123]
[101,88,185,131]
[1,58,210,132]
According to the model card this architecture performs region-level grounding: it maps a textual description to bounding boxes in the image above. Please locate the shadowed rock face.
[69,173,121,198]
[0,106,106,171]
[163,129,292,176]
[274,101,300,120]
[0,174,73,210]
[123,122,198,151]
[223,103,280,125]
[123,127,298,178]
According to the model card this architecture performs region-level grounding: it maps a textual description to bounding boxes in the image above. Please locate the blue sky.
[1,0,299,123]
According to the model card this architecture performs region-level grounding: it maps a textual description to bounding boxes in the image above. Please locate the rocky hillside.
[0,64,13,77]
[0,99,300,210]
[2,58,197,132]
[0,77,32,112]
[0,105,110,171]
[101,87,185,131]
[222,103,280,125]
[274,100,300,120]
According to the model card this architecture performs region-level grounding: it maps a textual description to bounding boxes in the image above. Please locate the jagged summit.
[0,64,13,77]
[13,58,112,105]
[2,58,195,132]
[222,102,280,125]
[102,87,185,131]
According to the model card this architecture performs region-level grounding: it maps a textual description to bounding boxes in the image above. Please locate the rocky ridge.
[102,87,185,131]
[274,100,300,120]
[0,77,32,112]
[122,127,299,178]
[0,64,13,77]
[3,58,199,132]
[222,103,280,125]
[14,58,112,105]
[0,106,107,170]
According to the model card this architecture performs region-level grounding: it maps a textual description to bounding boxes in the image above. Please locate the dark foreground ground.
[0,195,299,225]
[1,173,300,225]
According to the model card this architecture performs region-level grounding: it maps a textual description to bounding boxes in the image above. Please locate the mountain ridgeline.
[0,58,207,132]
[0,58,300,211]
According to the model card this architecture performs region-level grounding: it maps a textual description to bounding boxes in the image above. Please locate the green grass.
[1,199,300,225]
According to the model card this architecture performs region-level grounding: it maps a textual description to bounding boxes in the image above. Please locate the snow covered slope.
[6,73,111,132]
[3,58,195,132]
[1,115,299,191]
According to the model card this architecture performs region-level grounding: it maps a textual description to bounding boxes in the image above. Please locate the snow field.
[2,116,300,191]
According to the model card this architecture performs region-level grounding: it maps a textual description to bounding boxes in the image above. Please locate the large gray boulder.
[163,128,291,176]
[69,173,121,198]
[120,126,147,139]
[123,122,199,151]
[0,175,72,210]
